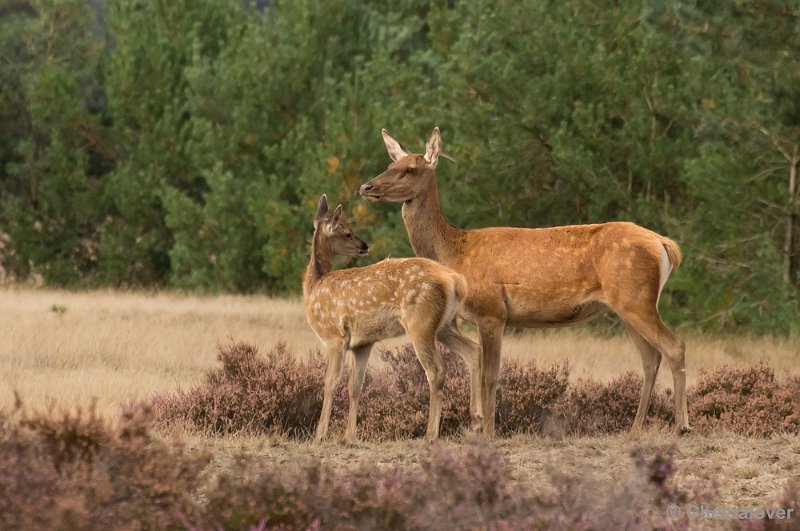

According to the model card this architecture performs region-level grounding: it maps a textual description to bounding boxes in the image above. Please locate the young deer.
[360,127,690,436]
[303,195,482,443]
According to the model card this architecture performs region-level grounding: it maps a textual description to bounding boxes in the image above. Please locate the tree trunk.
[784,153,798,285]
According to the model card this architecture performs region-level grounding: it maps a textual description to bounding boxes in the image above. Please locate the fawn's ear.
[423,127,441,168]
[314,194,328,228]
[382,128,409,162]
[328,204,343,228]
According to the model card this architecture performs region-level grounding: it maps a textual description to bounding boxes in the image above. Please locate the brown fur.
[303,195,482,443]
[360,128,690,435]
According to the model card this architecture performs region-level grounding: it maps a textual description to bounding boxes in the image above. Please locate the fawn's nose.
[359,183,373,195]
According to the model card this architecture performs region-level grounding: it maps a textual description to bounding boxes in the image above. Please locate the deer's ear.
[382,128,408,162]
[328,204,343,228]
[314,194,328,228]
[424,127,441,168]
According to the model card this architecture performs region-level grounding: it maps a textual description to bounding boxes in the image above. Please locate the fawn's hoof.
[343,435,360,446]
[470,416,484,433]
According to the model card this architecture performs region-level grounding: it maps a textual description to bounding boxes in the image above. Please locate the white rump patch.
[657,244,672,304]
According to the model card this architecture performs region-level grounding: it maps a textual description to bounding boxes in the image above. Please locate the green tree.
[100,0,240,286]
[0,0,106,285]
[656,0,800,332]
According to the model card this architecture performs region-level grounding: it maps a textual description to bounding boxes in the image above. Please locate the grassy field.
[2,286,798,417]
[2,286,799,519]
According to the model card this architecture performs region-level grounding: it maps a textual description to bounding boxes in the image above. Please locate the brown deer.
[360,128,690,436]
[304,194,482,443]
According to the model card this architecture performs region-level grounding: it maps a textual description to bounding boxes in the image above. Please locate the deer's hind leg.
[476,317,506,437]
[403,310,445,442]
[604,245,689,435]
[438,321,483,432]
[612,297,689,435]
[344,344,372,444]
[626,325,662,432]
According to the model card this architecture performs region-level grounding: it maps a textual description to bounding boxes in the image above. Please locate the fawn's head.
[313,195,369,257]
[360,127,442,203]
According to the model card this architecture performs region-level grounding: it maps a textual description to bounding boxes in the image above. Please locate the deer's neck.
[304,230,334,298]
[401,180,464,262]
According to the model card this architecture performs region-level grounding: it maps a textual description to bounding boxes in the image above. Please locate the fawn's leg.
[437,321,483,432]
[344,344,372,444]
[315,338,346,443]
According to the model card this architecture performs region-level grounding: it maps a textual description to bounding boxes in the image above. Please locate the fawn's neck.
[304,229,334,298]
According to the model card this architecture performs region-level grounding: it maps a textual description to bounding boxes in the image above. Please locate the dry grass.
[2,286,798,419]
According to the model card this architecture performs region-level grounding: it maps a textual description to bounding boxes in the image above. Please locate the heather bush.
[0,403,208,529]
[357,343,473,440]
[154,341,800,441]
[559,372,674,436]
[689,364,800,436]
[495,361,570,436]
[153,341,478,441]
[153,342,333,437]
[345,345,576,439]
[18,402,110,472]
[154,341,581,440]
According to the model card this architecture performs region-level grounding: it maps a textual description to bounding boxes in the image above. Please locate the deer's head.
[359,127,442,203]
[313,195,369,257]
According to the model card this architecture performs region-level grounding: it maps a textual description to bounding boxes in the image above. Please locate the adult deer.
[304,194,482,443]
[360,128,690,436]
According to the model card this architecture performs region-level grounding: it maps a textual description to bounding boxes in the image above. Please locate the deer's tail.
[661,237,682,271]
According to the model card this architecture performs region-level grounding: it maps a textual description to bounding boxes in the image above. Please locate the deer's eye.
[405,167,415,175]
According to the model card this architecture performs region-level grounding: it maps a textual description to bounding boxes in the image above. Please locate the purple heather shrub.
[558,371,673,436]
[3,400,790,530]
[495,360,570,436]
[0,402,209,529]
[689,364,800,436]
[152,341,800,440]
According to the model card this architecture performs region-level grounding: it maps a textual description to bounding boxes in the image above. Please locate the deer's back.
[441,222,674,326]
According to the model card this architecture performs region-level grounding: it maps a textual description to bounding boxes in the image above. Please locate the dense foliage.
[1,0,798,332]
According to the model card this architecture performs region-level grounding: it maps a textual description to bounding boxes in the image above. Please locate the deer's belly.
[347,310,405,347]
[506,300,606,328]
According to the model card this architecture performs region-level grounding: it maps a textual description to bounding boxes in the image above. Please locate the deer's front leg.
[315,337,347,443]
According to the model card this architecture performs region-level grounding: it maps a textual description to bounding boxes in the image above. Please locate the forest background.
[1,0,798,334]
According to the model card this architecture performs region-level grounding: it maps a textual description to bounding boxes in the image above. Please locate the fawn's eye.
[405,167,415,175]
